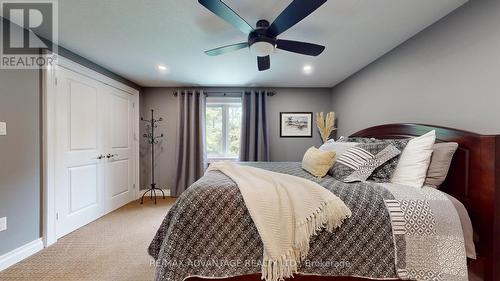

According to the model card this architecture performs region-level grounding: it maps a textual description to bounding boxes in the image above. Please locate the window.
[205,97,242,160]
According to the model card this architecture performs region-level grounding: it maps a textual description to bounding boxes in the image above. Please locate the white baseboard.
[0,238,43,271]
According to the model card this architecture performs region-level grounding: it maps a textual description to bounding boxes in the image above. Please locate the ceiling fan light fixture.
[198,0,327,71]
[250,41,275,57]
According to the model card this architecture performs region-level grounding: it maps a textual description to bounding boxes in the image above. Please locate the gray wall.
[139,87,332,191]
[139,88,178,192]
[331,0,500,136]
[268,88,332,161]
[0,69,41,255]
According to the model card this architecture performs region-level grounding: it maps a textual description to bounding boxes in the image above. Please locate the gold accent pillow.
[301,146,336,177]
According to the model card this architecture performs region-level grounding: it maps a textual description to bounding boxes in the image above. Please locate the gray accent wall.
[139,87,332,191]
[139,88,178,192]
[331,0,500,136]
[0,69,41,255]
[268,88,332,161]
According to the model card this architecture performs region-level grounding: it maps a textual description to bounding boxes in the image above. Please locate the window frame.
[205,97,242,161]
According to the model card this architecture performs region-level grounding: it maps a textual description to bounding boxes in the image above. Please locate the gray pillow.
[337,137,409,182]
[330,142,401,183]
[424,142,458,188]
[337,136,376,143]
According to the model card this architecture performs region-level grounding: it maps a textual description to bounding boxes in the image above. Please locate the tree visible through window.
[205,97,242,160]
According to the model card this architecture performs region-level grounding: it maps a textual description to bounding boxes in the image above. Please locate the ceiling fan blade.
[257,56,270,71]
[199,0,254,34]
[276,39,325,56]
[268,0,327,37]
[205,42,249,56]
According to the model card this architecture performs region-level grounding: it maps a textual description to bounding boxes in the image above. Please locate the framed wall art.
[280,112,313,137]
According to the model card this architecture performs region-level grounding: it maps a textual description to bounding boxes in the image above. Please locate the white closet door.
[103,85,135,213]
[54,66,136,239]
[55,67,105,238]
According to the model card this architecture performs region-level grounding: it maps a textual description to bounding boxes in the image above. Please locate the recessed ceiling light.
[158,65,168,71]
[303,65,313,75]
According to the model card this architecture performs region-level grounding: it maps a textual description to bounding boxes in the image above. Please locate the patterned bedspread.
[148,162,467,281]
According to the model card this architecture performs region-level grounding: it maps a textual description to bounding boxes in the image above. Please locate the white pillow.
[391,130,436,188]
[319,140,357,161]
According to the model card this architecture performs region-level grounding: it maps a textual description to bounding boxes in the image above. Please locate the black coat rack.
[140,109,165,204]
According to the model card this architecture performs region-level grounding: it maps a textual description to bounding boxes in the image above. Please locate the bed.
[148,124,499,281]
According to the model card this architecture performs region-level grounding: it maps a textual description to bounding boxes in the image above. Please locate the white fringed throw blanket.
[206,162,352,281]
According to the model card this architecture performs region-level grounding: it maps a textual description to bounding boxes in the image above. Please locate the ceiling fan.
[199,0,327,71]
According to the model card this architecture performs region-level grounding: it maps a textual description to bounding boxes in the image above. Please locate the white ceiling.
[53,0,467,87]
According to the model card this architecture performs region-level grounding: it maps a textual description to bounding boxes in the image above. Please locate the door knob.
[106,153,118,159]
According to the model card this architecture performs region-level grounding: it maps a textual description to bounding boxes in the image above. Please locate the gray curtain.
[172,90,206,197]
[239,90,270,161]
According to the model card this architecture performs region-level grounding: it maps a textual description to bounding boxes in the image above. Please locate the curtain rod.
[173,90,275,97]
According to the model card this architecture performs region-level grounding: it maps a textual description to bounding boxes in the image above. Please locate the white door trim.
[42,55,140,247]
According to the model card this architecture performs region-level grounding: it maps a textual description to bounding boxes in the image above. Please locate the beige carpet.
[0,198,176,281]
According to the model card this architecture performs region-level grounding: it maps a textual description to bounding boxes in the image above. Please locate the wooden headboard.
[351,123,500,281]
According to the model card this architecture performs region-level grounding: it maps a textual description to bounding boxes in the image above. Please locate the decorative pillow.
[424,142,458,188]
[367,139,409,182]
[301,146,336,177]
[330,142,401,183]
[391,130,436,188]
[337,137,410,182]
[337,136,376,143]
[319,139,358,161]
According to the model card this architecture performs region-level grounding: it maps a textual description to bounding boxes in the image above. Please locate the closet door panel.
[69,81,98,150]
[55,67,105,239]
[68,164,98,212]
[111,94,129,149]
[103,86,135,213]
[109,159,129,197]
